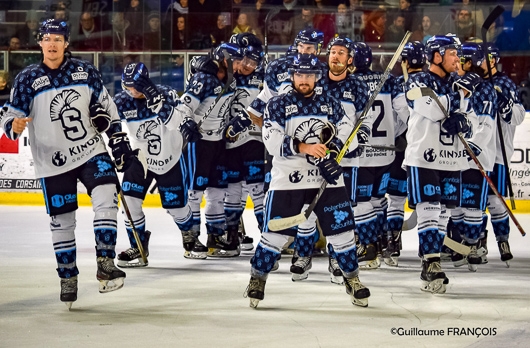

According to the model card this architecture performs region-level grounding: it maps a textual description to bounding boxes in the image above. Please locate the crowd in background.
[0,0,529,97]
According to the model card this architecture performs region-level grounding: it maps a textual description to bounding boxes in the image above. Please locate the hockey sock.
[416,202,443,256]
[251,232,288,278]
[167,206,194,232]
[372,197,388,240]
[294,211,318,257]
[246,182,265,231]
[480,212,488,239]
[463,208,482,244]
[120,196,147,247]
[353,201,378,245]
[92,184,118,258]
[387,195,406,231]
[204,187,226,234]
[51,212,79,278]
[327,231,358,278]
[225,182,244,228]
[488,195,510,242]
[449,207,465,243]
[188,189,203,227]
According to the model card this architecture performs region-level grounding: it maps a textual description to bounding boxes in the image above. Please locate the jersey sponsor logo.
[423,184,440,196]
[285,104,298,116]
[123,110,137,119]
[32,76,50,90]
[278,72,289,82]
[323,201,349,213]
[424,148,437,162]
[214,86,222,94]
[289,170,303,183]
[343,91,355,101]
[51,193,77,208]
[71,72,89,80]
[249,77,262,86]
[52,151,67,167]
[320,105,329,113]
[314,86,323,95]
[122,181,144,193]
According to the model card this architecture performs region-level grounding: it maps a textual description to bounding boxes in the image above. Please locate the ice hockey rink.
[1,205,529,348]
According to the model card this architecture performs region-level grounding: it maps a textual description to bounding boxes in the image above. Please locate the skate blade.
[249,298,260,308]
[505,261,510,268]
[383,256,399,267]
[421,279,447,294]
[359,258,381,270]
[64,301,73,310]
[184,251,208,260]
[241,243,254,251]
[330,274,344,285]
[291,271,310,282]
[477,247,488,257]
[270,261,279,272]
[351,296,368,307]
[207,248,240,258]
[117,259,148,268]
[468,264,478,272]
[98,277,125,293]
[452,259,467,268]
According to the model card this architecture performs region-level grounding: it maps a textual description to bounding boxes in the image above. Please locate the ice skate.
[357,243,380,270]
[239,233,254,251]
[498,241,513,267]
[96,257,126,293]
[328,255,343,285]
[477,236,488,264]
[466,243,481,272]
[451,251,467,267]
[420,257,448,294]
[244,276,266,308]
[383,230,401,267]
[290,256,312,281]
[117,230,150,268]
[207,231,240,258]
[271,255,281,272]
[182,230,207,259]
[344,276,370,307]
[60,276,78,310]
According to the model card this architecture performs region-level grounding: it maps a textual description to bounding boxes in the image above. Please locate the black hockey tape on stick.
[408,86,526,237]
[119,190,148,264]
[268,31,412,231]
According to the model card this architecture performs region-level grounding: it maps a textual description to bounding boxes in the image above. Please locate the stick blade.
[402,210,417,231]
[267,214,306,231]
[482,5,504,31]
[406,87,424,101]
[443,235,471,256]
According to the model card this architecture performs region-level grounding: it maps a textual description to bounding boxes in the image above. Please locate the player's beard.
[329,60,348,76]
[295,82,314,96]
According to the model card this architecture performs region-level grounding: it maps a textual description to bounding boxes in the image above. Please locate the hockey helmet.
[327,35,355,57]
[212,42,245,62]
[352,42,372,69]
[425,35,461,62]
[486,42,500,64]
[229,33,262,49]
[294,28,324,51]
[288,53,322,81]
[37,19,70,42]
[461,42,486,67]
[122,62,149,88]
[401,41,426,67]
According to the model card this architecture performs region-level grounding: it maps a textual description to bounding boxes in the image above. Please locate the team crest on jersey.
[50,89,87,141]
[294,118,326,165]
[32,76,50,91]
[72,72,88,80]
[123,110,137,119]
[278,72,289,82]
[286,105,298,116]
[136,121,161,155]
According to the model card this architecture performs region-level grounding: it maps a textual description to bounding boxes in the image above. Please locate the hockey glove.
[495,88,514,123]
[442,112,470,136]
[108,132,146,176]
[225,111,252,142]
[346,125,370,158]
[466,141,481,161]
[452,72,481,97]
[89,103,111,133]
[316,150,343,185]
[180,117,202,143]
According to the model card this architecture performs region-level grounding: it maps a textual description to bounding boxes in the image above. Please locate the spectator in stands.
[71,12,107,51]
[398,0,416,32]
[8,36,21,51]
[386,12,405,44]
[169,0,189,14]
[233,12,257,36]
[410,14,434,44]
[267,0,299,45]
[454,8,474,42]
[189,0,221,39]
[172,14,188,49]
[294,5,334,46]
[144,12,170,50]
[7,36,25,80]
[125,0,150,38]
[16,10,40,49]
[111,11,141,51]
[364,8,386,48]
[0,71,10,105]
[210,13,231,45]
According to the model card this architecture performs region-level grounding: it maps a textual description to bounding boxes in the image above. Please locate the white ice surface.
[0,206,529,348]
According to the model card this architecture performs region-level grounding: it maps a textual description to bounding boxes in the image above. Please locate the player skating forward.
[404,35,479,293]
[0,19,143,308]
[449,43,497,271]
[384,41,426,267]
[485,44,526,267]
[244,54,370,308]
[113,62,200,265]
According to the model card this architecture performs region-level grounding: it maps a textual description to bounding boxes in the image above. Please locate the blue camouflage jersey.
[263,90,353,190]
[404,71,471,171]
[0,57,121,178]
[114,85,184,174]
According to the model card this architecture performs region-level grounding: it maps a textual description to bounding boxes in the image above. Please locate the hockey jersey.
[404,71,471,171]
[0,57,120,178]
[114,85,184,175]
[263,90,352,191]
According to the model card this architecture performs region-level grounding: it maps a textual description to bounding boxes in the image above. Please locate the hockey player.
[0,19,141,308]
[223,33,265,252]
[404,35,480,293]
[384,41,425,267]
[113,62,202,265]
[449,42,497,272]
[244,53,370,308]
[182,42,244,258]
[485,43,526,266]
[351,42,408,269]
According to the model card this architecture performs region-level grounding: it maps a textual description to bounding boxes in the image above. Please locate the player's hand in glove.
[130,63,165,113]
[442,112,470,135]
[495,87,514,123]
[346,125,370,158]
[224,111,252,142]
[452,72,481,97]
[316,150,343,185]
[89,103,111,133]
[466,141,481,161]
[108,132,147,178]
[180,117,202,143]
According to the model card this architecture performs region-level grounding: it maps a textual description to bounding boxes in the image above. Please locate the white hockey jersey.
[0,58,120,178]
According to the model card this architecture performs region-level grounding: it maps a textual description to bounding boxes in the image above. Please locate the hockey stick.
[402,210,417,231]
[264,8,280,65]
[119,190,148,264]
[407,86,526,237]
[358,143,398,151]
[480,6,516,210]
[268,31,412,231]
